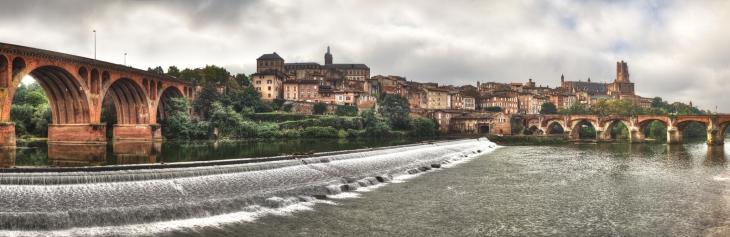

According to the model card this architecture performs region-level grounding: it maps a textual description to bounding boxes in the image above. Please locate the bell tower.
[616,60,630,82]
[324,46,333,65]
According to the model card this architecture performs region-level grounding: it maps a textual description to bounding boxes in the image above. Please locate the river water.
[170,139,730,236]
[2,138,730,236]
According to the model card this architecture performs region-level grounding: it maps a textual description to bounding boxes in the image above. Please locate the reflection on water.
[8,138,433,167]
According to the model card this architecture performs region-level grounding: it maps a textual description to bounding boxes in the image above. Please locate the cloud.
[0,0,729,111]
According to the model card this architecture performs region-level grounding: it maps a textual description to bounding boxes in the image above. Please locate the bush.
[301,126,338,138]
[281,129,302,139]
[278,116,360,130]
[335,105,358,116]
[244,113,307,123]
[410,117,436,138]
[337,129,349,138]
[365,121,391,138]
[347,129,365,138]
[255,122,280,139]
[313,103,327,115]
[511,125,524,135]
[271,98,286,110]
[159,97,195,139]
[10,104,34,135]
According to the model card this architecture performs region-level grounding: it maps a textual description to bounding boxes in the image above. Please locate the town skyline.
[1,0,728,111]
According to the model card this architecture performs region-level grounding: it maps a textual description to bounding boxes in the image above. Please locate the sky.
[1,0,729,111]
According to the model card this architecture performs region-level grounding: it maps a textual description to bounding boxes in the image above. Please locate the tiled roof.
[257,52,283,60]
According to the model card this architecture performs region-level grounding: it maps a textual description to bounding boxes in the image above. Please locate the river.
[171,139,730,236]
[2,138,730,236]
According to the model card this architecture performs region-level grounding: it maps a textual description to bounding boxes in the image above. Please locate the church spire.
[324,45,333,65]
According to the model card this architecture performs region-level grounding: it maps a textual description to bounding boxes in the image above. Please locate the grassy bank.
[486,135,569,145]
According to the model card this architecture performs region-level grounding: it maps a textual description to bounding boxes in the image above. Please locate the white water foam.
[0,138,500,236]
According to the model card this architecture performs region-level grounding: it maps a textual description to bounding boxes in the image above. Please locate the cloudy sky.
[1,0,729,111]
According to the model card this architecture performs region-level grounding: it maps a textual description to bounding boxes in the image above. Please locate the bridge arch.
[156,86,185,120]
[104,78,150,124]
[569,119,598,140]
[545,120,565,134]
[23,66,92,124]
[602,119,631,140]
[11,57,25,78]
[0,55,8,87]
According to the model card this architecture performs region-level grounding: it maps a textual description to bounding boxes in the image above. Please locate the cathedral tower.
[324,46,333,65]
[616,60,630,82]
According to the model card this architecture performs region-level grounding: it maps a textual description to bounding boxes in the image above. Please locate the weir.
[0,138,496,232]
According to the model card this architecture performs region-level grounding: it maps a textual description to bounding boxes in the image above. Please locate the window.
[287,87,290,91]
[268,93,271,98]
[294,87,297,91]
[314,92,317,97]
[259,62,262,66]
[256,87,261,91]
[267,80,272,84]
[268,86,271,90]
[314,85,317,89]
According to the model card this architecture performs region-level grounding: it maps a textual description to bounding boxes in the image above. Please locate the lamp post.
[124,53,127,66]
[93,30,96,59]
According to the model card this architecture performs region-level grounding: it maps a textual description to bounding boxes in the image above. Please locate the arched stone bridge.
[0,43,196,148]
[522,114,730,145]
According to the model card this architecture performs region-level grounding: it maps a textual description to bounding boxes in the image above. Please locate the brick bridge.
[521,114,730,144]
[0,43,195,148]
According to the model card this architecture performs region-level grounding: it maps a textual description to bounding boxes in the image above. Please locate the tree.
[540,102,557,114]
[193,85,221,119]
[562,103,590,115]
[229,86,271,113]
[10,104,34,135]
[147,66,164,74]
[13,83,27,105]
[31,104,52,137]
[167,66,181,78]
[313,103,327,115]
[25,91,48,107]
[235,73,250,87]
[180,68,203,83]
[159,97,194,139]
[377,94,411,130]
[651,97,663,108]
[201,65,230,84]
[410,116,436,137]
[360,109,378,128]
[485,106,502,112]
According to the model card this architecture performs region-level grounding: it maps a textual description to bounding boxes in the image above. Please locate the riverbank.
[486,135,569,145]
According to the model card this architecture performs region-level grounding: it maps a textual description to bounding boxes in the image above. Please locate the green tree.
[377,94,411,129]
[193,85,222,119]
[313,103,327,115]
[24,91,48,107]
[159,97,194,139]
[167,66,181,78]
[229,86,271,113]
[31,104,52,137]
[13,83,27,105]
[10,104,34,135]
[651,97,664,108]
[410,116,436,137]
[147,66,164,74]
[235,73,250,87]
[485,106,502,112]
[202,65,230,84]
[180,68,203,83]
[540,102,557,114]
[360,109,377,128]
[646,120,667,139]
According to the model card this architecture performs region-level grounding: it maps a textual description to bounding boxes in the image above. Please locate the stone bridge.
[522,114,730,144]
[0,42,196,148]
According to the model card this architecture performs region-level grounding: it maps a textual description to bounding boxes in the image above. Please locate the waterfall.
[0,138,497,232]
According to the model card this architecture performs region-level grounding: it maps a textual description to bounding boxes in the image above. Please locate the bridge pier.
[0,123,16,149]
[113,124,163,141]
[707,126,724,145]
[48,124,107,144]
[595,128,613,142]
[628,126,645,143]
[667,126,683,144]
